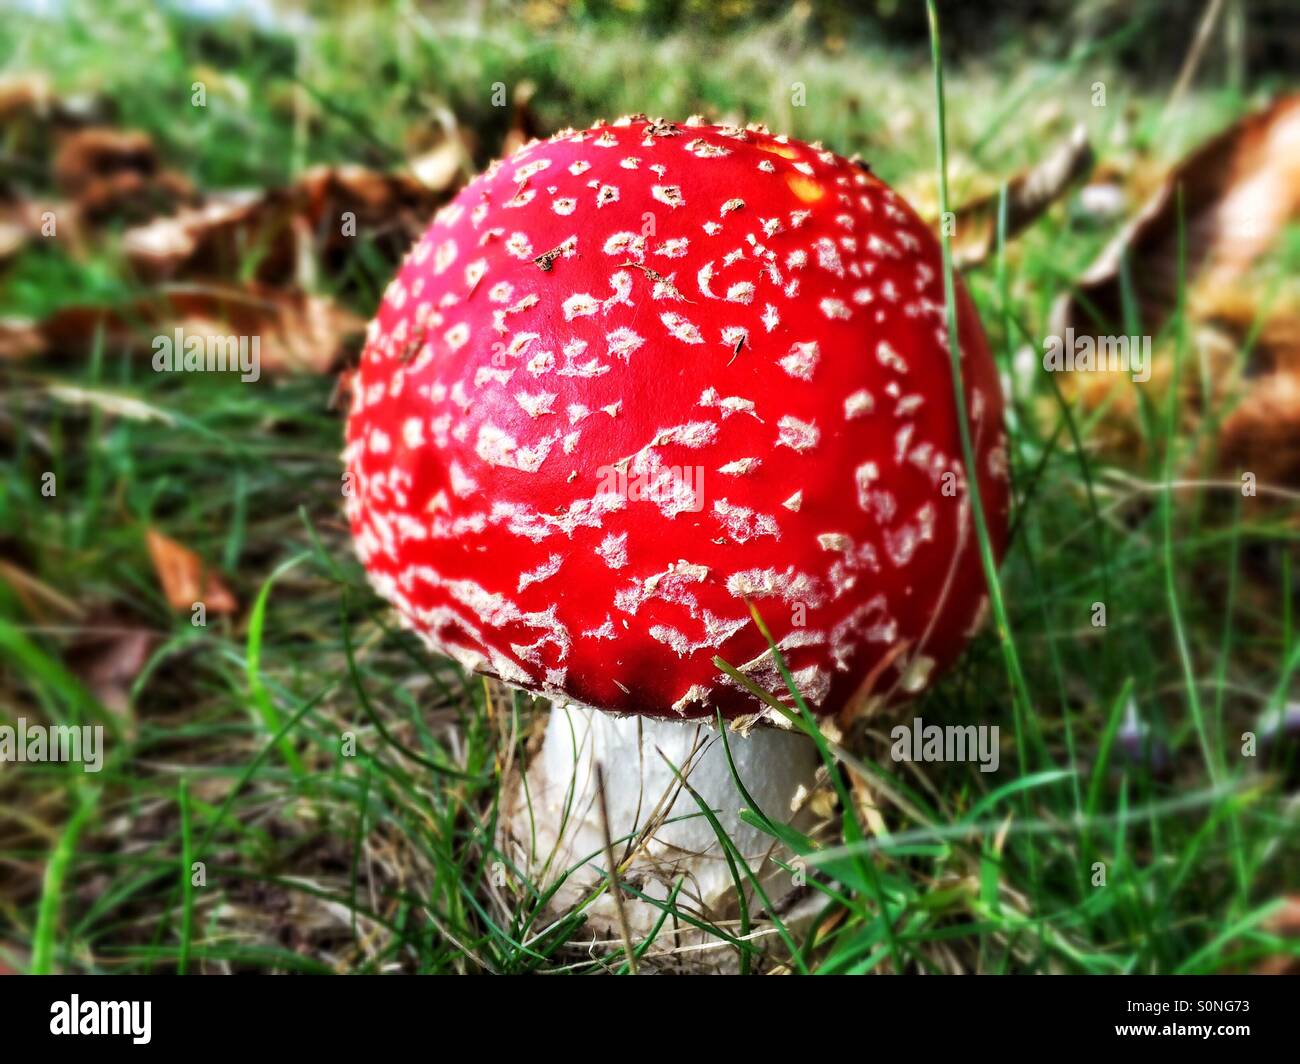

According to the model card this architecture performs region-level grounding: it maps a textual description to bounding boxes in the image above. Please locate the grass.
[1,0,1298,974]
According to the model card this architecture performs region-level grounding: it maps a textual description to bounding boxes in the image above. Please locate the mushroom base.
[501,701,822,968]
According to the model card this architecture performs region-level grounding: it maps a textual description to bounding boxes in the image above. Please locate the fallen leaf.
[0,72,54,123]
[124,164,450,286]
[0,317,45,361]
[66,623,156,717]
[1178,279,1300,491]
[145,529,238,614]
[1054,94,1300,339]
[950,124,1093,267]
[0,282,365,375]
[0,75,116,229]
[157,283,367,375]
[0,197,81,265]
[0,216,27,261]
[1218,355,1300,489]
[122,189,273,278]
[0,72,112,130]
[409,138,465,193]
[53,127,196,224]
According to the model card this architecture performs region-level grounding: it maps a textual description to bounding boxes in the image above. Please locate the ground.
[1,0,1298,974]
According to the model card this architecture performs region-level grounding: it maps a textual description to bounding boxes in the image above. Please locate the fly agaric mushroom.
[344,115,1009,949]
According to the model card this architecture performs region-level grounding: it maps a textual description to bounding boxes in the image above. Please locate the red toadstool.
[344,115,1009,945]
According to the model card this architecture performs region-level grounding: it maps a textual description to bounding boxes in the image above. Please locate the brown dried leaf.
[130,193,294,283]
[66,623,156,718]
[53,127,196,224]
[1055,94,1300,338]
[0,317,45,361]
[145,529,237,615]
[159,284,367,375]
[0,73,54,123]
[0,198,82,265]
[1187,281,1300,491]
[0,75,114,213]
[950,124,1093,267]
[0,72,111,129]
[0,282,365,375]
[1215,319,1300,490]
[0,216,27,261]
[1218,368,1300,489]
[124,165,449,285]
[409,138,465,193]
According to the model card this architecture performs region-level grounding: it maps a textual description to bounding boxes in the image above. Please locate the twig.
[1166,0,1227,113]
[595,763,638,974]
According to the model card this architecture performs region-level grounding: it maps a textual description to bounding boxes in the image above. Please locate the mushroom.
[344,116,1009,955]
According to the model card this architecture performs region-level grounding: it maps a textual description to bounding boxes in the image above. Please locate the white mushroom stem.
[504,701,822,951]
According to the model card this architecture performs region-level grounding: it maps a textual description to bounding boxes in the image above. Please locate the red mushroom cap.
[344,116,1009,721]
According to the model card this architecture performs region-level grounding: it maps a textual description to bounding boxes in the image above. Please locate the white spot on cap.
[504,234,532,259]
[776,415,820,452]
[514,390,557,418]
[844,389,874,419]
[720,325,748,349]
[700,388,760,420]
[583,616,617,640]
[779,341,819,381]
[714,499,780,543]
[563,293,600,320]
[603,231,645,259]
[672,684,711,715]
[517,553,563,592]
[724,281,755,304]
[660,311,704,344]
[814,238,844,276]
[654,237,689,258]
[448,460,478,498]
[854,461,879,510]
[596,531,628,570]
[475,423,559,473]
[650,611,748,657]
[878,340,908,373]
[444,323,470,351]
[606,327,645,360]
